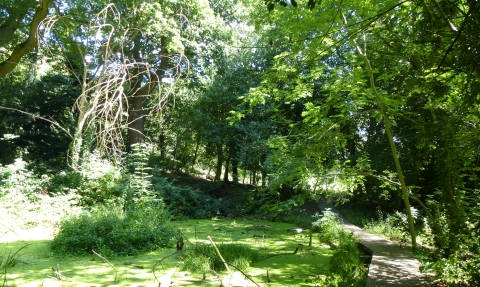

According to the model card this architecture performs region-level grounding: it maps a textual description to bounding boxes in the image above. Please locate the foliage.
[153,177,222,219]
[0,158,47,200]
[421,253,480,287]
[313,211,342,245]
[47,169,82,193]
[2,0,480,284]
[125,144,157,210]
[418,221,480,286]
[362,208,410,243]
[0,0,51,77]
[179,243,263,273]
[0,74,77,168]
[0,158,82,229]
[50,204,174,257]
[257,196,305,221]
[73,152,126,207]
[313,210,367,286]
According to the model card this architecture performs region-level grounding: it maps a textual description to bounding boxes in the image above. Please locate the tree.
[0,74,77,167]
[247,0,480,253]
[0,0,51,77]
[41,0,222,168]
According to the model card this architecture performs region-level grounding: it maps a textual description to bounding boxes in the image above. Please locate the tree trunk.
[223,154,230,183]
[0,124,13,164]
[172,134,179,170]
[128,92,146,146]
[159,133,166,158]
[436,113,467,256]
[191,135,201,170]
[232,157,239,184]
[70,72,104,169]
[251,169,257,185]
[260,154,268,187]
[350,32,417,249]
[127,36,170,148]
[215,143,223,182]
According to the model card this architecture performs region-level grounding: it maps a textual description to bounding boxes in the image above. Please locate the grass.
[1,219,333,287]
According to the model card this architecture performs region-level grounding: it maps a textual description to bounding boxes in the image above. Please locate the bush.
[312,210,344,247]
[51,204,175,256]
[0,158,82,229]
[153,178,222,219]
[75,152,127,207]
[0,158,47,200]
[362,208,409,242]
[47,170,83,194]
[420,245,480,286]
[328,232,366,286]
[313,210,367,286]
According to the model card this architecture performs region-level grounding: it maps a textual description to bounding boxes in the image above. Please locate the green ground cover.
[1,219,332,287]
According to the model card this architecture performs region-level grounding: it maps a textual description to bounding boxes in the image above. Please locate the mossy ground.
[1,219,331,287]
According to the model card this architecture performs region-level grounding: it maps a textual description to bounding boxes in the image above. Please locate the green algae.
[1,219,332,286]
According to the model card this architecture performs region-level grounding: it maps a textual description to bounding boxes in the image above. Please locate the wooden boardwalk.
[318,202,432,287]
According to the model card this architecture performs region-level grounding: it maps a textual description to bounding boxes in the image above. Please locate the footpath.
[318,201,432,287]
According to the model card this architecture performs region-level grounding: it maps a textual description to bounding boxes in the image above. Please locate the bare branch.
[0,105,72,138]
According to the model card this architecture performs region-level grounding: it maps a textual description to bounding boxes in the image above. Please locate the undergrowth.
[313,210,367,287]
[153,177,223,219]
[0,159,82,230]
[362,208,409,243]
[51,204,175,257]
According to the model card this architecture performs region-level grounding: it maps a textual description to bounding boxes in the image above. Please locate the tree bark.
[127,37,170,148]
[128,89,147,146]
[436,113,467,256]
[0,123,14,164]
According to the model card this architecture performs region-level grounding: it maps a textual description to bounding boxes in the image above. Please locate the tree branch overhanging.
[0,0,51,77]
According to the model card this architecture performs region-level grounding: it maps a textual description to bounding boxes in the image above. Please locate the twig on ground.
[92,250,117,281]
[52,264,70,281]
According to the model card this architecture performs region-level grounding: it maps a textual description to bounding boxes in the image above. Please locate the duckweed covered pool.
[1,219,332,286]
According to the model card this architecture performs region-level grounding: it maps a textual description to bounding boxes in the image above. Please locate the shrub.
[153,178,222,219]
[0,158,47,200]
[51,204,175,256]
[0,158,82,229]
[47,170,83,194]
[313,210,367,286]
[421,245,480,286]
[312,210,344,247]
[362,208,409,242]
[75,152,127,207]
[328,232,366,285]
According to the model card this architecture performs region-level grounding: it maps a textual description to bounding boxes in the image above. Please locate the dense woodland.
[1,0,479,285]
